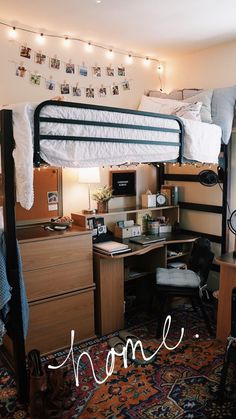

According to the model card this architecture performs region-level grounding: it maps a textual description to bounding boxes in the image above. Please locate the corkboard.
[15,167,62,224]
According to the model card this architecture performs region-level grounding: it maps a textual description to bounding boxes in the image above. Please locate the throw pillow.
[156,267,200,287]
[138,96,202,121]
[211,86,236,144]
[184,90,213,123]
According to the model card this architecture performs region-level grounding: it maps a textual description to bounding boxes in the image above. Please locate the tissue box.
[141,194,156,208]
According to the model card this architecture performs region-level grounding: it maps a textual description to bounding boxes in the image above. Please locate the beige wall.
[166,39,236,91]
[166,40,236,252]
[0,25,160,214]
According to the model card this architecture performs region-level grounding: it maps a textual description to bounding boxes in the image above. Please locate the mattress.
[4,102,222,210]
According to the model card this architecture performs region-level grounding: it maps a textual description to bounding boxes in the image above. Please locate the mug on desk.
[147,220,159,235]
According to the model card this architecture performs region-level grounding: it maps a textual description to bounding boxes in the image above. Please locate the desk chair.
[156,238,214,337]
[217,288,236,400]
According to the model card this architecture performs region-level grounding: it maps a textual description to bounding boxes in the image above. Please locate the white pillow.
[138,96,202,121]
[156,268,200,287]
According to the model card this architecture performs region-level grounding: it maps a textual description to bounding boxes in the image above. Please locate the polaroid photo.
[111,85,119,96]
[16,65,27,78]
[106,66,114,76]
[66,63,75,74]
[79,66,88,77]
[86,88,95,98]
[20,46,31,59]
[30,74,41,85]
[122,80,130,91]
[60,83,70,94]
[98,87,107,97]
[118,66,125,76]
[47,191,58,204]
[72,86,81,97]
[92,66,101,77]
[46,79,56,91]
[35,53,46,65]
[50,57,61,70]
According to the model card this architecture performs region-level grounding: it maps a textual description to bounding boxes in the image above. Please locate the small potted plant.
[92,185,113,213]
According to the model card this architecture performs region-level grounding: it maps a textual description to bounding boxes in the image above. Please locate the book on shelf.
[161,185,179,206]
[93,240,131,255]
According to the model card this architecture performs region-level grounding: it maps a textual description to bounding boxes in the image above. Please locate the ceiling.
[1,0,236,59]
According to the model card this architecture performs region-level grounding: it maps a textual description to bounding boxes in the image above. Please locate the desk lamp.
[78,167,100,214]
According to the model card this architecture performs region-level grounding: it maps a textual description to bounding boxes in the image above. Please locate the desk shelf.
[167,252,189,261]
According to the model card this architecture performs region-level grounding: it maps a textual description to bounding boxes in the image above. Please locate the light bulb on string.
[85,41,93,53]
[63,36,70,47]
[106,48,114,59]
[36,33,45,45]
[157,63,164,73]
[9,26,17,39]
[144,57,150,66]
[126,54,133,65]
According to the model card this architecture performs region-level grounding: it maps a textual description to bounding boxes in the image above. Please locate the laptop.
[129,235,166,245]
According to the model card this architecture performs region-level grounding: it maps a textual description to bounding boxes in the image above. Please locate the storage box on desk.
[141,194,156,208]
[159,225,172,234]
[114,224,141,239]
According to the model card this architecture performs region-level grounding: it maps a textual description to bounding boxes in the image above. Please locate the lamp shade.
[78,167,100,184]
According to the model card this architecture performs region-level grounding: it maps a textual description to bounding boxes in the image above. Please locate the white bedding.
[6,102,221,210]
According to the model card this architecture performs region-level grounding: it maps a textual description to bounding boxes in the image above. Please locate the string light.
[36,33,44,45]
[126,54,133,65]
[106,48,114,59]
[63,36,70,47]
[9,26,17,39]
[144,57,150,66]
[1,19,160,65]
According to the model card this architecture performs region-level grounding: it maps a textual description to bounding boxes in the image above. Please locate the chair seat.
[156,267,201,288]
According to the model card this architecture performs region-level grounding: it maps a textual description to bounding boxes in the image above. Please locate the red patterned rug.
[1,306,236,418]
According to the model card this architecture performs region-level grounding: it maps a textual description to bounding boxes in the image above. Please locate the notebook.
[93,241,131,255]
[129,235,166,245]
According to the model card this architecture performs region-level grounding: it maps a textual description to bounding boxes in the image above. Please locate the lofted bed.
[0,100,223,401]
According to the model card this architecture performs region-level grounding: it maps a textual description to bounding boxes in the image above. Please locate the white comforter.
[7,102,221,210]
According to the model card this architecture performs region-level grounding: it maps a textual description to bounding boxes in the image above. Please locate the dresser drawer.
[24,261,94,301]
[26,289,95,354]
[20,234,92,270]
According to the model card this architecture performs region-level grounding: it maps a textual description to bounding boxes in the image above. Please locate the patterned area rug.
[0,306,236,418]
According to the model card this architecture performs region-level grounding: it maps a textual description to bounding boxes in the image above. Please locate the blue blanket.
[0,232,28,343]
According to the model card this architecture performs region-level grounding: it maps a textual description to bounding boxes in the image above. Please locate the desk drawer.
[24,261,94,301]
[26,289,95,354]
[20,234,92,270]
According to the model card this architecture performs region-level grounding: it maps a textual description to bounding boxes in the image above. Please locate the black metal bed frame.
[0,100,227,404]
[33,100,184,167]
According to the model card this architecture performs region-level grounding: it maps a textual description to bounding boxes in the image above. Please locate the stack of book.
[93,241,131,255]
[161,185,179,206]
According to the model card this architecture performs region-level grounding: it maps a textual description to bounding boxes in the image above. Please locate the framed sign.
[110,170,136,197]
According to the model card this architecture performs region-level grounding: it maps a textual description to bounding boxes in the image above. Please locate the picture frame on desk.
[109,170,136,197]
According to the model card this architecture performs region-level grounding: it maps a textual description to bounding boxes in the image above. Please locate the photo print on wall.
[35,53,46,65]
[46,79,56,90]
[65,62,75,74]
[79,65,88,76]
[16,65,27,77]
[60,83,70,94]
[72,86,82,96]
[30,74,41,85]
[20,45,31,59]
[86,87,95,98]
[50,57,61,70]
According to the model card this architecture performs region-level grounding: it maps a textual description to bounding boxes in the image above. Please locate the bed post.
[0,110,28,403]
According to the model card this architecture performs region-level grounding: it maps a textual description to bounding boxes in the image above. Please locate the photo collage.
[16,44,131,98]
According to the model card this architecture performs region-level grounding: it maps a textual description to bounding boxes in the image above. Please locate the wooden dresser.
[17,225,96,354]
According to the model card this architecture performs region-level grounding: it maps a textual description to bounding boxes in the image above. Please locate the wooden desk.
[94,233,196,335]
[216,252,236,342]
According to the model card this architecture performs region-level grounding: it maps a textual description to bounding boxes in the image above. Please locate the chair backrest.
[188,238,214,285]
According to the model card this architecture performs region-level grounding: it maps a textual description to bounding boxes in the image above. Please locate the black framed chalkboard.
[110,170,136,197]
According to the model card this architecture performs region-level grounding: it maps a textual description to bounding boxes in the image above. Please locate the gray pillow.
[185,90,213,123]
[156,268,200,287]
[211,86,236,144]
[149,89,183,100]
